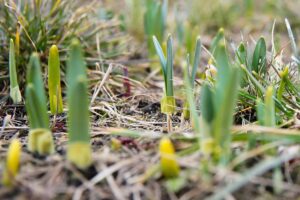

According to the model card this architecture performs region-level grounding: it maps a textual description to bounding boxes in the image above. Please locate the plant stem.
[167,114,172,133]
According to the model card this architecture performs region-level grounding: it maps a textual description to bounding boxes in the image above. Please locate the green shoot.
[184,23,200,62]
[210,28,224,55]
[66,39,92,169]
[213,42,241,164]
[153,34,175,132]
[277,67,289,101]
[26,53,54,155]
[251,37,267,75]
[9,39,22,104]
[183,37,201,119]
[256,86,276,127]
[200,41,241,165]
[145,0,168,58]
[183,57,201,134]
[153,35,174,100]
[48,45,63,114]
[236,42,248,87]
[236,42,247,67]
[264,86,276,127]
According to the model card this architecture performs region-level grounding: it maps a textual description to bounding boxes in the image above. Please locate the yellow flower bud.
[111,138,121,151]
[2,139,21,186]
[159,137,180,178]
[28,128,54,155]
[67,142,92,169]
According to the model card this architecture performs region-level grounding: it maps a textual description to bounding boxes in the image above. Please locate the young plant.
[26,53,54,155]
[159,137,180,178]
[9,39,22,103]
[2,139,21,186]
[200,40,240,165]
[256,86,276,127]
[236,42,248,87]
[183,37,201,120]
[276,67,289,101]
[48,45,63,114]
[210,28,225,56]
[153,35,175,132]
[66,39,92,169]
[251,37,267,75]
[145,0,168,58]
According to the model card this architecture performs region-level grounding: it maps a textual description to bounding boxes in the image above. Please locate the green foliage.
[9,39,22,103]
[183,37,201,119]
[200,84,215,124]
[48,45,63,114]
[153,35,173,97]
[183,58,201,133]
[214,44,240,164]
[256,86,276,127]
[251,37,267,75]
[210,28,224,55]
[0,0,124,75]
[236,42,247,66]
[145,0,167,57]
[26,53,49,129]
[66,39,92,169]
[236,42,248,87]
[25,53,54,155]
[153,35,175,115]
[190,37,202,87]
[277,67,289,101]
[200,41,241,164]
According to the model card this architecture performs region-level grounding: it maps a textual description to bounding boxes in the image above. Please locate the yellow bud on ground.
[2,139,21,186]
[159,137,180,178]
[67,142,92,169]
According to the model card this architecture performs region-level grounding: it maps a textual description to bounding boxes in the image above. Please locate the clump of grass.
[48,44,63,114]
[66,39,92,169]
[0,0,125,75]
[26,53,54,155]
